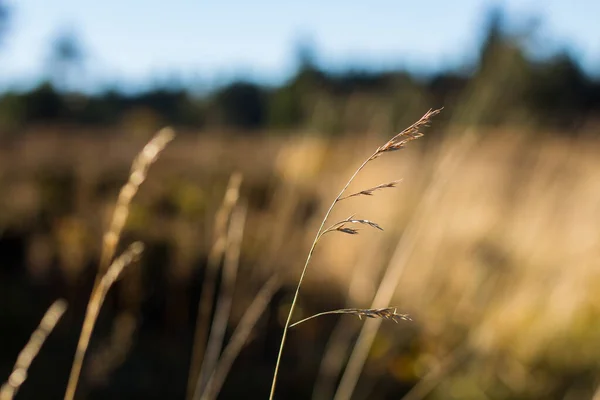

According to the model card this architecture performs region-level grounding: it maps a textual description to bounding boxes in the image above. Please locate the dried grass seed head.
[352,307,412,323]
[339,180,403,201]
[375,108,442,157]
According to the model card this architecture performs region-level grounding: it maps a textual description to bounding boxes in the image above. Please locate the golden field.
[1,123,600,399]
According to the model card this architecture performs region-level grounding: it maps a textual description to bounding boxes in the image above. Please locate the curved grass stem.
[269,153,377,399]
[290,310,349,328]
[269,108,441,399]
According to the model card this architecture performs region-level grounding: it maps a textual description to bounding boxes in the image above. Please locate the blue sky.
[1,0,599,92]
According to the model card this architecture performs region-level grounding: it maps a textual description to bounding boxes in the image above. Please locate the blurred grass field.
[1,122,599,399]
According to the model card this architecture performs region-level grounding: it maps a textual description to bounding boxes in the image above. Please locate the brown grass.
[200,275,281,400]
[2,117,600,399]
[187,172,243,399]
[192,200,247,399]
[63,127,174,400]
[0,300,68,400]
[64,242,144,399]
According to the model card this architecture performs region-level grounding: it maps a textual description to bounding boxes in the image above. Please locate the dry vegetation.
[1,117,600,399]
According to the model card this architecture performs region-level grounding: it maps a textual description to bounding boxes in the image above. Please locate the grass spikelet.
[1,300,68,400]
[338,179,403,201]
[99,128,175,274]
[347,218,383,231]
[269,108,441,399]
[375,108,442,157]
[323,216,384,236]
[290,307,411,328]
[337,227,360,235]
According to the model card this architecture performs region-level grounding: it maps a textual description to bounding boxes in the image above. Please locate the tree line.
[0,7,598,136]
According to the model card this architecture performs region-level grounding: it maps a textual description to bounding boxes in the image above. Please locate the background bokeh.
[0,1,599,399]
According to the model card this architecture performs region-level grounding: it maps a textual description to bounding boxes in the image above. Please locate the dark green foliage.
[528,52,592,128]
[268,85,304,129]
[23,82,66,121]
[210,81,266,130]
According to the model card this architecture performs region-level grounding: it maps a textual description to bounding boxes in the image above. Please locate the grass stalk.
[269,155,374,399]
[200,275,281,400]
[1,300,68,400]
[193,201,247,399]
[269,109,441,399]
[64,242,144,400]
[64,128,174,400]
[186,172,243,399]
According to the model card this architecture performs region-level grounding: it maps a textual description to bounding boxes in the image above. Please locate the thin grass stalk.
[199,175,303,399]
[64,129,174,400]
[200,175,306,399]
[200,275,281,400]
[269,154,376,399]
[1,300,68,400]
[270,109,441,399]
[333,131,475,400]
[186,172,243,400]
[64,242,145,400]
[193,201,247,399]
[99,128,175,274]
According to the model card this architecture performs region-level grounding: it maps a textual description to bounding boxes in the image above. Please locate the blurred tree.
[77,89,124,125]
[458,5,535,126]
[428,73,469,107]
[211,81,266,130]
[294,36,319,75]
[291,37,330,96]
[136,89,192,124]
[0,91,25,130]
[477,5,507,73]
[47,30,85,92]
[528,51,592,129]
[267,38,330,130]
[267,85,304,129]
[23,82,65,121]
[0,6,597,135]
